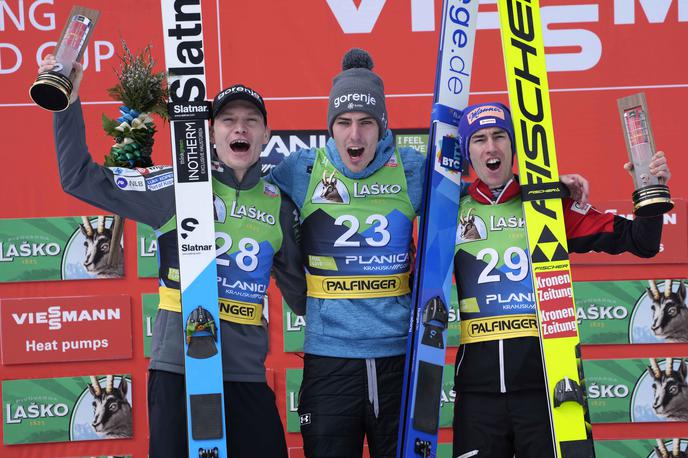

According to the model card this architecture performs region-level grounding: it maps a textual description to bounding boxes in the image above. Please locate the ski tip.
[342,48,374,71]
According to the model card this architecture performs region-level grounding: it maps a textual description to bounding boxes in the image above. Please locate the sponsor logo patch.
[385,154,399,167]
[213,195,227,223]
[219,301,257,319]
[178,218,213,255]
[332,92,376,109]
[299,413,312,425]
[311,171,350,204]
[109,167,142,177]
[456,211,487,244]
[466,105,506,125]
[136,165,172,175]
[571,201,592,215]
[462,315,539,343]
[115,176,146,191]
[167,268,180,282]
[536,270,577,339]
[323,277,399,293]
[211,161,224,172]
[145,172,174,191]
[263,182,279,198]
[216,85,263,104]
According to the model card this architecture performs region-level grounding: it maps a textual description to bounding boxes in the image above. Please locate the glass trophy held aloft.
[617,93,673,217]
[29,6,100,112]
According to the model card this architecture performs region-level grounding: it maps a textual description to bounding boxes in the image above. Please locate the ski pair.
[398,0,594,457]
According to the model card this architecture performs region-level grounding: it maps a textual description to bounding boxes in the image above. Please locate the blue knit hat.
[458,102,515,164]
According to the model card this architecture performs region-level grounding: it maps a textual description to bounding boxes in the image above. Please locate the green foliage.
[108,40,168,118]
[102,40,168,168]
[101,115,120,137]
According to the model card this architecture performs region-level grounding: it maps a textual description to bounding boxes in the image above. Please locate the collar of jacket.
[211,159,262,190]
[468,176,520,205]
[324,129,396,180]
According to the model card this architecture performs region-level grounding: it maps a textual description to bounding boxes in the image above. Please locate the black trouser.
[298,354,405,458]
[452,390,555,458]
[148,369,288,458]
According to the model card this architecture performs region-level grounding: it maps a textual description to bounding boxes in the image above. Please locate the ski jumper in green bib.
[301,148,415,299]
[158,178,283,325]
[454,191,538,344]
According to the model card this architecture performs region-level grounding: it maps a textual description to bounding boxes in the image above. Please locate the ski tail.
[496,1,594,457]
[397,1,479,457]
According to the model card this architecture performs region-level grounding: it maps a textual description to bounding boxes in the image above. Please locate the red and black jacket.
[454,178,662,393]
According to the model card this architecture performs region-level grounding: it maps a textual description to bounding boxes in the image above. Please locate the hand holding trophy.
[30,6,99,111]
[617,93,674,217]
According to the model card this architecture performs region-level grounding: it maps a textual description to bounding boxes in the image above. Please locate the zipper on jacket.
[499,339,506,393]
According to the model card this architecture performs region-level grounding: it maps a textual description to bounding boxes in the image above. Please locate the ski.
[496,1,594,457]
[397,1,479,457]
[160,1,227,457]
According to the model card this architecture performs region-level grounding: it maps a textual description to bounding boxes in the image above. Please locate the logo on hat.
[466,105,506,125]
[212,84,267,123]
[333,92,377,109]
[217,85,262,104]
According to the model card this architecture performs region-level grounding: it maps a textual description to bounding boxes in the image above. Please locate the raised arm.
[44,54,176,229]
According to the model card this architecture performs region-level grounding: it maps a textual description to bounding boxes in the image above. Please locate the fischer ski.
[496,1,594,456]
[397,1,479,457]
[160,1,227,457]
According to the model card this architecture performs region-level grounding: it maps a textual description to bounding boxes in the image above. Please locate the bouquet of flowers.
[102,40,168,167]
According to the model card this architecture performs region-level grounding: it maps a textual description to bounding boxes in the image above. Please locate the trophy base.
[29,71,73,112]
[632,184,673,217]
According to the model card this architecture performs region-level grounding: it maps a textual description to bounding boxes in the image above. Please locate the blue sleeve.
[460,180,469,196]
[399,147,427,215]
[265,148,315,209]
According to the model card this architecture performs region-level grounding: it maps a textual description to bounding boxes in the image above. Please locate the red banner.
[570,198,687,265]
[0,295,132,365]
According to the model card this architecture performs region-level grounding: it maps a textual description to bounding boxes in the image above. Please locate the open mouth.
[230,139,250,153]
[347,147,364,158]
[486,157,501,171]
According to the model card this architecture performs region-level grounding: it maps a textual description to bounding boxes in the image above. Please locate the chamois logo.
[213,195,227,223]
[648,358,688,422]
[647,280,688,343]
[651,439,688,458]
[456,208,486,244]
[311,170,350,204]
[87,375,133,438]
[79,216,124,278]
